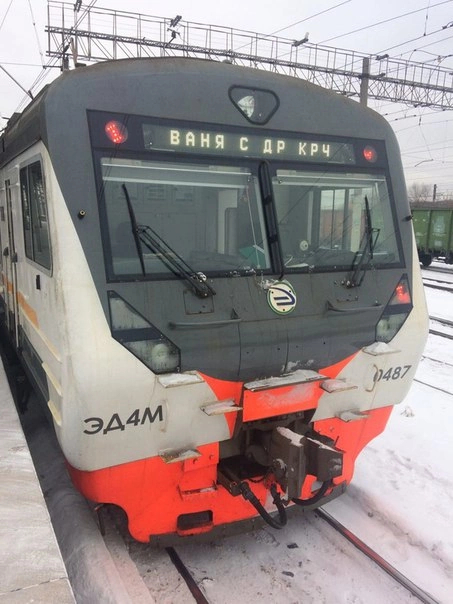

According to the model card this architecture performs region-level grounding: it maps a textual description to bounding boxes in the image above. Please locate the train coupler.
[270,426,344,500]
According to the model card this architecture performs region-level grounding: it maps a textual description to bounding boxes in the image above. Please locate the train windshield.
[100,156,400,279]
[101,158,271,277]
[273,170,401,269]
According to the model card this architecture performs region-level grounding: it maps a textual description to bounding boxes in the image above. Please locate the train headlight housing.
[108,292,180,374]
[375,276,413,343]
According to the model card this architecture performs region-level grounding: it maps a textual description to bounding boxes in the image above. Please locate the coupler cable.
[292,480,332,507]
[239,481,287,529]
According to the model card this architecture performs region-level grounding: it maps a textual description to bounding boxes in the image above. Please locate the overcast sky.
[1,0,453,194]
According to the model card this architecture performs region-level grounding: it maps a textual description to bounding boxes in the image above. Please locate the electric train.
[0,57,428,542]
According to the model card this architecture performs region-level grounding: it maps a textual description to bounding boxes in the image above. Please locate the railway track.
[429,315,453,339]
[429,327,453,339]
[166,547,210,604]
[422,280,453,292]
[422,265,453,292]
[413,377,453,396]
[106,506,443,604]
[430,316,453,328]
[316,509,440,604]
[422,264,453,276]
[84,324,453,604]
[116,506,443,604]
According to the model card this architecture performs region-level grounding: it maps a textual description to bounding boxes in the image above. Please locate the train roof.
[1,57,398,169]
[0,83,48,167]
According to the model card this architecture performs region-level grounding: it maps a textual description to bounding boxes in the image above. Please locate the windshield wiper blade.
[121,184,214,297]
[345,196,380,288]
[259,161,285,279]
[122,184,146,275]
[138,225,216,298]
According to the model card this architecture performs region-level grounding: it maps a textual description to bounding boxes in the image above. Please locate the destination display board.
[142,124,356,164]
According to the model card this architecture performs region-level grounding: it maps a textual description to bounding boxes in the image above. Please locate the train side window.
[20,161,52,270]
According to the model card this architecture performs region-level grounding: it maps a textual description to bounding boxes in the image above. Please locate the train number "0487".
[374,365,412,382]
[83,405,164,435]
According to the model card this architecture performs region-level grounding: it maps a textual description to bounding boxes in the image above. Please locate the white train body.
[0,58,428,541]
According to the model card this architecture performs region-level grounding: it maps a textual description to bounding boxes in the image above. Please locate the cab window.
[20,160,51,270]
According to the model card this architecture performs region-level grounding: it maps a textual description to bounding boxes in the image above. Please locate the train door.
[15,156,54,398]
[2,178,20,345]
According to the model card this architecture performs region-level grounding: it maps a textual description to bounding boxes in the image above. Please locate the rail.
[316,509,440,604]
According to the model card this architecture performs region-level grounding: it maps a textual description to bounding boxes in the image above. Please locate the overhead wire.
[394,33,453,63]
[15,0,99,112]
[0,0,14,33]
[376,25,453,56]
[395,118,453,133]
[273,1,453,81]
[0,61,44,67]
[232,0,352,54]
[424,0,432,36]
[319,0,453,45]
[268,0,352,37]
[27,0,45,67]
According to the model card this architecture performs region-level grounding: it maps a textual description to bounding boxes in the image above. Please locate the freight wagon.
[411,201,453,266]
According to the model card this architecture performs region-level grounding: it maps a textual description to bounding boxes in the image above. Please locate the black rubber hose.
[239,481,287,529]
[292,480,332,507]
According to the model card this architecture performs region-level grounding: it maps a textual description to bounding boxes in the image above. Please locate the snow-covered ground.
[324,302,453,602]
[324,278,453,603]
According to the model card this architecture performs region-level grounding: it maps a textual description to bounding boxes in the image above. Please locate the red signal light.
[363,146,377,163]
[105,120,128,144]
[389,278,412,305]
[395,283,411,304]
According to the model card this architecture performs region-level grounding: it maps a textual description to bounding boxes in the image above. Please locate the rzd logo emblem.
[267,280,297,315]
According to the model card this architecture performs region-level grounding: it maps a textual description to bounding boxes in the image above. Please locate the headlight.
[375,276,412,343]
[376,312,409,342]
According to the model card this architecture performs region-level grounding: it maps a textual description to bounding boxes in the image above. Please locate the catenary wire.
[0,0,14,34]
[319,0,453,45]
[27,0,45,67]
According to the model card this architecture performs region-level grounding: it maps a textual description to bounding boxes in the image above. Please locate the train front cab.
[0,62,429,542]
[66,109,428,541]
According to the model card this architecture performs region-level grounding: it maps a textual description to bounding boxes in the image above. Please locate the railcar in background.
[0,58,428,542]
[411,201,453,266]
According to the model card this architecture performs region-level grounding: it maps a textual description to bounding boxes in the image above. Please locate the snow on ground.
[323,284,453,603]
[422,262,453,321]
[129,506,419,604]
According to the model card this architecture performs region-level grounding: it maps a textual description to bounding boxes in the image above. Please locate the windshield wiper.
[121,184,215,298]
[259,161,285,279]
[138,225,216,298]
[345,196,380,288]
[122,184,146,275]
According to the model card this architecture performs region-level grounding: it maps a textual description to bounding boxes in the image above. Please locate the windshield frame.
[270,163,404,275]
[94,149,275,282]
[90,113,404,283]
